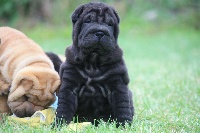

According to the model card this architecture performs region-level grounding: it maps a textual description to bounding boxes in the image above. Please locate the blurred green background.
[1,0,200,28]
[0,0,200,132]
[1,0,200,55]
[0,0,200,54]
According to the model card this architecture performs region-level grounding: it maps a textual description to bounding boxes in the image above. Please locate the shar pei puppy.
[56,2,134,126]
[0,27,60,117]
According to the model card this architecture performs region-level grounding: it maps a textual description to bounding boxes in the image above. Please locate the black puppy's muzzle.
[79,24,115,54]
[95,31,105,39]
[86,25,110,38]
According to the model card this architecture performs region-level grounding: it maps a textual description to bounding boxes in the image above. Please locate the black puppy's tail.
[46,52,64,73]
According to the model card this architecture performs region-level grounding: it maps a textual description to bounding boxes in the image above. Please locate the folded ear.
[112,8,120,24]
[109,7,120,40]
[71,4,84,24]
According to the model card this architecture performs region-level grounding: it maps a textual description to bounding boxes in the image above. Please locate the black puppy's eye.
[84,18,91,23]
[108,21,114,26]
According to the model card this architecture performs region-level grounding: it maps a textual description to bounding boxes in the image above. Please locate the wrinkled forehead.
[82,7,115,23]
[85,3,111,14]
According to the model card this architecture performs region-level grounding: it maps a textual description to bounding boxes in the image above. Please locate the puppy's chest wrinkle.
[76,62,110,98]
[74,62,113,117]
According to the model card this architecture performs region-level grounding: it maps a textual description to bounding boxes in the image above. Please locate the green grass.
[1,20,200,132]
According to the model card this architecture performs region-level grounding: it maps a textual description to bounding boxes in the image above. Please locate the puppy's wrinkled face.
[78,11,116,55]
[71,2,120,56]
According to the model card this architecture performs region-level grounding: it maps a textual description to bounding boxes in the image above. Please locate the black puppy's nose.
[95,31,105,38]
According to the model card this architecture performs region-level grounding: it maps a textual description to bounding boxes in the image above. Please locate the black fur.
[46,52,63,73]
[56,2,134,126]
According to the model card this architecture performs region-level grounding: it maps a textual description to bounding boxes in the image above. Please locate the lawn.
[1,19,200,132]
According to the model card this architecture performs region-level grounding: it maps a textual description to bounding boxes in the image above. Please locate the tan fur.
[0,27,60,117]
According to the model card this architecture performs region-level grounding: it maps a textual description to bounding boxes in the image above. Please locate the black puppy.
[56,2,134,126]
